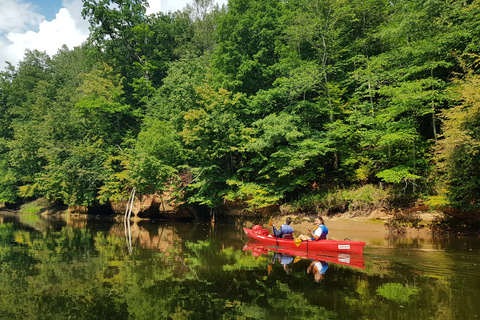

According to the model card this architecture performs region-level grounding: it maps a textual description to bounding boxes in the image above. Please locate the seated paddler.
[298,216,328,241]
[272,217,294,239]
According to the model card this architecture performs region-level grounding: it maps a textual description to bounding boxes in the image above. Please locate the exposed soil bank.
[2,200,457,242]
[267,211,440,243]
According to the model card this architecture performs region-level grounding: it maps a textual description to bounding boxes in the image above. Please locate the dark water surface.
[1,213,480,320]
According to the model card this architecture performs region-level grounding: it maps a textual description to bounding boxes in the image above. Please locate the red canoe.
[243,241,365,269]
[243,227,366,254]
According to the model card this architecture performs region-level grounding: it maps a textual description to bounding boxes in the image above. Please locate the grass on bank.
[19,199,47,214]
[287,184,480,235]
[291,185,390,216]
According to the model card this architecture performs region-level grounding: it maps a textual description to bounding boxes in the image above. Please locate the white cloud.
[146,0,162,15]
[161,0,189,13]
[0,0,44,33]
[0,0,88,71]
[147,0,228,15]
[62,0,90,35]
[6,8,87,59]
[146,0,190,15]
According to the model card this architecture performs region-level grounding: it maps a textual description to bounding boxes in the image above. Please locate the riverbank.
[268,211,441,243]
[1,199,448,241]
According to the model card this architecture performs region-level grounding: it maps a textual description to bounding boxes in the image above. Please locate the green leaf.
[376,165,421,184]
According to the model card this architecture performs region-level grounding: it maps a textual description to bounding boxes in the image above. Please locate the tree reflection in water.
[0,215,480,320]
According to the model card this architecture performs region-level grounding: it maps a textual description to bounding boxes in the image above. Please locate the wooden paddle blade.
[293,256,302,263]
[294,238,302,247]
[267,264,272,275]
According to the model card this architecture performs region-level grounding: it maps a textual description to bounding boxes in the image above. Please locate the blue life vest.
[273,224,294,237]
[312,224,328,240]
[278,254,294,265]
[313,261,329,274]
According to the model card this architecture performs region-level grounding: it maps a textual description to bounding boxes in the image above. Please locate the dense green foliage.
[1,0,480,214]
[1,219,479,319]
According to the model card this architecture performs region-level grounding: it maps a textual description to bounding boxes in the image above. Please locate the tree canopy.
[1,0,480,215]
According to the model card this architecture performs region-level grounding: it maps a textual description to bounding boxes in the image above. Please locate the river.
[1,212,479,319]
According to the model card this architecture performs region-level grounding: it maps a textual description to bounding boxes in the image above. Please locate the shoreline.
[269,212,438,242]
[0,205,445,241]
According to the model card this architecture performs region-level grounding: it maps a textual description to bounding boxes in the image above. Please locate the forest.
[1,0,480,218]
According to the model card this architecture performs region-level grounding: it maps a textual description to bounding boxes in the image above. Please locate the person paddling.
[298,216,328,241]
[272,217,294,239]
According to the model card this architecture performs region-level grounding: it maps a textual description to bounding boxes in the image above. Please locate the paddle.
[294,237,302,247]
[268,218,275,236]
[267,252,276,275]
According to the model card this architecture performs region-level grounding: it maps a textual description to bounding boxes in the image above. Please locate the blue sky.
[31,0,64,21]
[0,0,227,71]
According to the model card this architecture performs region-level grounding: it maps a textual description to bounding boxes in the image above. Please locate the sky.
[0,0,227,71]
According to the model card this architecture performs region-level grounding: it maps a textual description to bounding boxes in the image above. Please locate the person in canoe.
[272,217,294,239]
[298,216,328,241]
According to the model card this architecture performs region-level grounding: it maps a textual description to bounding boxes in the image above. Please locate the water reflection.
[124,217,132,254]
[267,250,330,282]
[1,213,480,320]
[243,241,365,270]
[307,259,329,282]
[270,252,294,275]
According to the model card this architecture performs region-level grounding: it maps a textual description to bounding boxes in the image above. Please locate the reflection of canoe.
[243,227,366,254]
[243,241,365,269]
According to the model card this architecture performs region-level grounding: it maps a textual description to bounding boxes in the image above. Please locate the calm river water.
[1,212,479,320]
